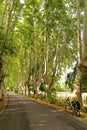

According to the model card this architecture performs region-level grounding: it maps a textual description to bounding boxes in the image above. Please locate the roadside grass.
[31,94,87,118]
[80,106,87,117]
[1,92,87,118]
[0,95,6,111]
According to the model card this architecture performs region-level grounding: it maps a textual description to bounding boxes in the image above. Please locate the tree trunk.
[83,0,87,59]
[74,0,87,106]
[73,0,82,104]
[5,0,14,39]
[0,0,8,26]
[48,40,59,89]
[0,0,14,99]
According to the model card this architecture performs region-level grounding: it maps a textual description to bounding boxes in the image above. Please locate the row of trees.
[0,0,87,104]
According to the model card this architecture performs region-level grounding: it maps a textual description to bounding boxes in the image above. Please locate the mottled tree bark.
[74,0,87,105]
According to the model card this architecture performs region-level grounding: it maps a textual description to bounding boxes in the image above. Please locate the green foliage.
[0,28,5,52]
[0,74,5,84]
[65,64,77,91]
[39,82,57,103]
[45,87,57,103]
[0,0,82,98]
[39,81,46,92]
[80,70,87,92]
[14,87,19,93]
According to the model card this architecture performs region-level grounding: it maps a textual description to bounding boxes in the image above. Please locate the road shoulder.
[0,93,8,116]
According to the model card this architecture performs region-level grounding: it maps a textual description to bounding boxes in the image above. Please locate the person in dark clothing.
[75,100,80,110]
[71,100,80,111]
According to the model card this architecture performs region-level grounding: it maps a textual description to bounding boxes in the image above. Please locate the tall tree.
[80,0,87,93]
[72,0,82,103]
[73,0,87,105]
[0,0,14,90]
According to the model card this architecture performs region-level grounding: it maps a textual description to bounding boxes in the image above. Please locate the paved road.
[0,93,86,130]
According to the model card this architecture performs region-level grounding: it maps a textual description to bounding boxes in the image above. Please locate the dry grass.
[36,98,87,118]
[0,95,6,111]
[1,94,87,118]
[81,106,87,117]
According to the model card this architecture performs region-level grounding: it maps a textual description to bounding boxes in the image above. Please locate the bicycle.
[65,97,80,117]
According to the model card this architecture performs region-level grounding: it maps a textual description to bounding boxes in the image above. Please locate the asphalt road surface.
[0,93,86,130]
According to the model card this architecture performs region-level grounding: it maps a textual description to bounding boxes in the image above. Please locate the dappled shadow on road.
[0,94,31,130]
[17,97,81,130]
[0,93,86,130]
